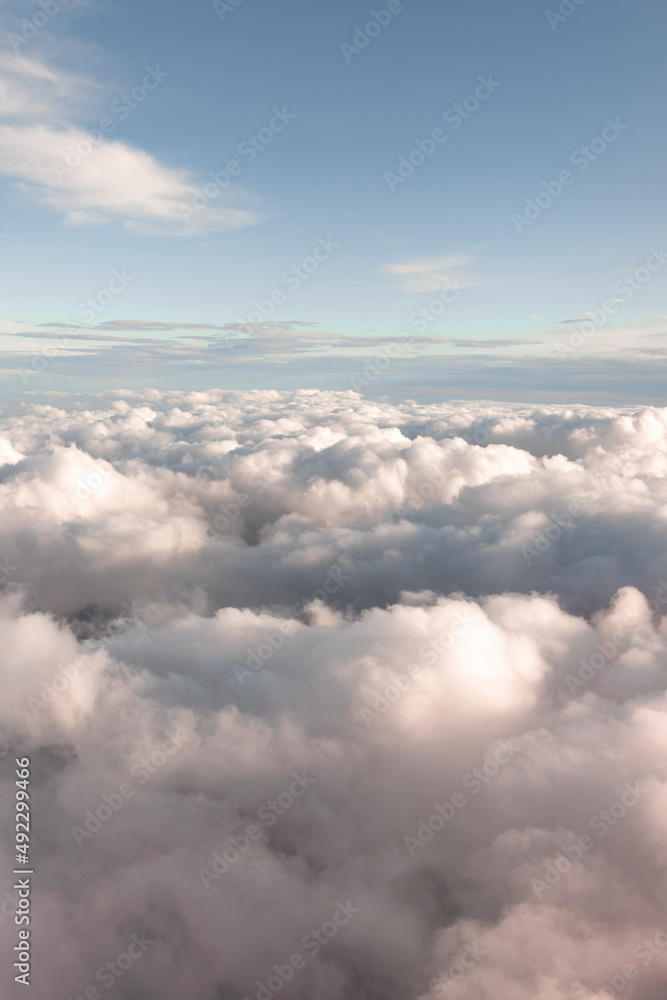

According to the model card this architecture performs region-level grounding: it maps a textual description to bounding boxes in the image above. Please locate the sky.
[2,6,667,991]
[0,0,665,401]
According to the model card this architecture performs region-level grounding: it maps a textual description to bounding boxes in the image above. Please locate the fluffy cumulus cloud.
[1,389,667,1000]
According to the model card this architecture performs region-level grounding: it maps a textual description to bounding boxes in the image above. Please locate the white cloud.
[384,254,474,275]
[1,390,667,999]
[0,50,100,121]
[0,51,262,236]
[384,254,475,293]
[0,123,262,235]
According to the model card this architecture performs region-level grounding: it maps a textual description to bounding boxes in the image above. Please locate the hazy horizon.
[1,2,666,999]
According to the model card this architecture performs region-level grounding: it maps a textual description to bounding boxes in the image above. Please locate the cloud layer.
[1,390,666,1000]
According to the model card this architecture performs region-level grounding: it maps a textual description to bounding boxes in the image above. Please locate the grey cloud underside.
[1,390,667,1000]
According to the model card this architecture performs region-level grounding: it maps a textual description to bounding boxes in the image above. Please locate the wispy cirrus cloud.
[384,253,475,293]
[0,50,100,120]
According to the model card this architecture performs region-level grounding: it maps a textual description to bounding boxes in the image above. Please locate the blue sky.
[0,0,665,401]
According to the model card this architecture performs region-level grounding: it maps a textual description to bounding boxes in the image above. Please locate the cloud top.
[0,390,666,1000]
